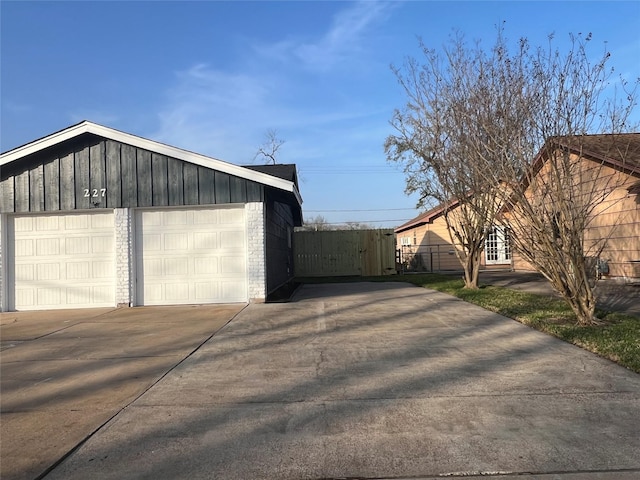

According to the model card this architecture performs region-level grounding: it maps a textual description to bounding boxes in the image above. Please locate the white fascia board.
[1,121,302,205]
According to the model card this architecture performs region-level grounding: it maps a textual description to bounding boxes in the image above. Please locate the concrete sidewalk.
[44,282,640,480]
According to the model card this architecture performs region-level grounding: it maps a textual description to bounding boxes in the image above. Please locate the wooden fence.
[293,229,396,277]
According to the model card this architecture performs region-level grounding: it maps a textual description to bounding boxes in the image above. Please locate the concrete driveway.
[36,282,640,480]
[0,304,245,480]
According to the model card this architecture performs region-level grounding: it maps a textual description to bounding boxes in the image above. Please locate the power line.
[300,165,405,175]
[318,219,411,225]
[303,170,404,175]
[304,208,418,213]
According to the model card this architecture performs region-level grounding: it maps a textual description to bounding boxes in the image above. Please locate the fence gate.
[293,229,396,277]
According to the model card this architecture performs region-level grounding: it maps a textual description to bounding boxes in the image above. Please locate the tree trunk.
[462,248,481,289]
[544,260,598,325]
[567,266,598,326]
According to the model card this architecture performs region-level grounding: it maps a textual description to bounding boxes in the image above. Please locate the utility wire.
[304,208,418,213]
[316,219,411,225]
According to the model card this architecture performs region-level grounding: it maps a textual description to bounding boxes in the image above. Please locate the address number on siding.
[84,188,107,198]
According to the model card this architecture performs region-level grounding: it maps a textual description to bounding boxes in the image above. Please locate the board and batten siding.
[265,198,295,294]
[0,134,265,213]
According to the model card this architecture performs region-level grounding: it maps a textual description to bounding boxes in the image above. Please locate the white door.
[135,207,247,305]
[485,226,511,265]
[10,212,115,310]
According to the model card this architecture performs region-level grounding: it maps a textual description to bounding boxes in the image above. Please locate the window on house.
[485,226,511,264]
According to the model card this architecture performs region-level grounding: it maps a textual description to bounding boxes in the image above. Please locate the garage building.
[0,121,302,311]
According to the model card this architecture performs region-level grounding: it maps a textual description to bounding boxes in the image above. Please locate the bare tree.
[340,221,374,230]
[298,214,332,231]
[255,129,285,165]
[497,134,639,325]
[388,27,638,324]
[487,34,639,325]
[385,31,524,289]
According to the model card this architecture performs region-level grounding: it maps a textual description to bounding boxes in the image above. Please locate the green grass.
[297,274,640,373]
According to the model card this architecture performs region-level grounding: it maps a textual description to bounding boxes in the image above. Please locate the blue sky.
[2,1,639,227]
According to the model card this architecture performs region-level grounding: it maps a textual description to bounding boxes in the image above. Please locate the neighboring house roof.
[395,133,640,234]
[395,201,457,234]
[541,133,640,176]
[0,120,303,206]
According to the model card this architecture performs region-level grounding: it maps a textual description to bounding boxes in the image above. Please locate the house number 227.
[84,188,107,198]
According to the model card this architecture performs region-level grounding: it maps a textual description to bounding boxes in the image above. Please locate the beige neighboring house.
[395,202,512,272]
[509,133,640,280]
[395,133,640,281]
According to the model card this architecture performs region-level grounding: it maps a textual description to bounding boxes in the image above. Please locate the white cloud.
[151,2,399,165]
[295,0,394,71]
[254,1,396,72]
[151,64,282,163]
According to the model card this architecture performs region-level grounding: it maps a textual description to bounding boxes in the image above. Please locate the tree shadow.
[8,282,640,479]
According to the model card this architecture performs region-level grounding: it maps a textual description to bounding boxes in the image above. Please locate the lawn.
[298,273,640,374]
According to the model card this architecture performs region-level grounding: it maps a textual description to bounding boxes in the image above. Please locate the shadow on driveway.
[0,304,244,480]
[41,282,640,480]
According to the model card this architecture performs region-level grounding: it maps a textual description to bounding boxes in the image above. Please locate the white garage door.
[135,207,247,305]
[10,212,115,310]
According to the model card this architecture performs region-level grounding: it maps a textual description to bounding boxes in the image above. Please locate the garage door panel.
[15,289,34,306]
[65,237,90,254]
[15,239,34,256]
[195,282,218,299]
[221,256,245,274]
[220,231,244,248]
[15,265,34,281]
[165,233,188,249]
[164,258,189,276]
[143,234,162,250]
[222,281,247,301]
[37,263,60,280]
[67,263,90,279]
[93,286,113,302]
[165,210,189,225]
[92,236,114,253]
[136,207,247,305]
[65,215,88,229]
[218,209,242,224]
[165,283,190,301]
[38,288,61,306]
[144,211,163,225]
[145,258,164,276]
[14,217,34,232]
[36,216,60,231]
[67,287,91,304]
[37,238,60,255]
[194,258,218,274]
[93,261,113,278]
[144,284,163,303]
[193,232,217,249]
[193,210,218,224]
[91,214,113,228]
[10,212,115,310]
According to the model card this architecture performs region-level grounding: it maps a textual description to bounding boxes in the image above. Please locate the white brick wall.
[246,202,266,302]
[0,214,6,312]
[114,208,133,307]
